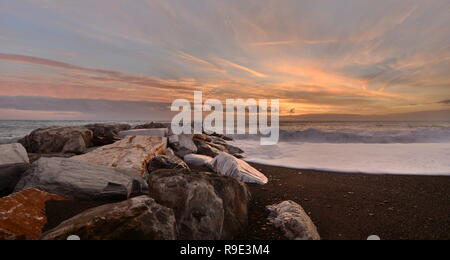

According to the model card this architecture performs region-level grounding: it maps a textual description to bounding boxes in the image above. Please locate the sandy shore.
[243,163,450,240]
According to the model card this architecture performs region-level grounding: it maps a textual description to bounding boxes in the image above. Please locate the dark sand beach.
[244,163,450,240]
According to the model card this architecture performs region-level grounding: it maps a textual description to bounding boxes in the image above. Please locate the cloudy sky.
[1,0,449,120]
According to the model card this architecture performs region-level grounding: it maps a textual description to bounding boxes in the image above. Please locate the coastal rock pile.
[147,168,250,240]
[14,157,149,200]
[1,123,277,240]
[266,200,321,240]
[72,136,167,175]
[41,196,177,240]
[0,188,67,240]
[0,143,30,196]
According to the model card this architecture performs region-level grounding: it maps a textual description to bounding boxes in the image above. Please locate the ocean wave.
[234,127,450,144]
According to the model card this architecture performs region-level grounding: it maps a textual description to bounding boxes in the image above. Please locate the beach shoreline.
[244,163,450,240]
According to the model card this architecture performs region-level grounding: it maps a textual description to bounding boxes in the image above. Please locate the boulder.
[72,136,167,176]
[211,153,268,185]
[168,134,198,157]
[119,129,169,138]
[134,122,170,129]
[19,127,93,154]
[0,144,30,196]
[85,123,131,146]
[0,189,67,240]
[14,158,149,201]
[147,169,249,240]
[266,201,320,240]
[148,155,189,172]
[194,139,221,157]
[41,196,177,240]
[184,154,214,169]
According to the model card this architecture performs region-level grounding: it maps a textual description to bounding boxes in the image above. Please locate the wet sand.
[244,163,450,240]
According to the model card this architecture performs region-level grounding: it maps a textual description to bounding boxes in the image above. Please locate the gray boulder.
[0,144,30,196]
[19,127,93,154]
[147,169,250,240]
[148,155,189,172]
[41,196,177,240]
[184,154,214,170]
[85,124,131,146]
[168,134,198,157]
[14,158,149,201]
[211,153,268,185]
[266,201,320,240]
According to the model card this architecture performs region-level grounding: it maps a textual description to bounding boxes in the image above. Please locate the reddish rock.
[0,189,68,240]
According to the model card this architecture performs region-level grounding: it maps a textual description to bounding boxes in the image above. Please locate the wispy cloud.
[215,57,267,78]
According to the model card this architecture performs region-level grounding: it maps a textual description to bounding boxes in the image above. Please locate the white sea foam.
[233,140,450,176]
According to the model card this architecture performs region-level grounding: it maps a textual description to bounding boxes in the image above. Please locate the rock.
[168,134,198,157]
[147,169,249,240]
[224,144,245,156]
[14,158,149,201]
[19,127,93,154]
[184,154,214,169]
[85,124,131,146]
[0,144,30,196]
[211,153,268,185]
[72,136,167,176]
[194,140,221,157]
[0,189,67,240]
[148,155,189,172]
[266,201,320,240]
[118,129,169,138]
[61,135,86,154]
[210,133,234,141]
[193,134,213,142]
[134,122,171,129]
[165,148,176,157]
[41,196,177,240]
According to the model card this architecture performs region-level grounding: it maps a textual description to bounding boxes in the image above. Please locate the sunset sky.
[1,0,450,120]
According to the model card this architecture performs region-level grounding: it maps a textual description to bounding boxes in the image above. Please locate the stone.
[14,158,149,201]
[148,155,190,172]
[184,154,214,169]
[194,139,221,157]
[61,135,86,154]
[0,144,30,196]
[168,134,198,157]
[147,169,249,240]
[85,124,131,146]
[19,127,93,154]
[266,200,320,240]
[211,153,268,185]
[72,136,167,175]
[0,189,67,240]
[118,129,169,138]
[41,196,177,240]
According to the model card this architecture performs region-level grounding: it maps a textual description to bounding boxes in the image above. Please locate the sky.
[0,0,450,120]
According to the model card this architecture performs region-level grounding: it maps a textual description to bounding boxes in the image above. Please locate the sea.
[1,120,450,176]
